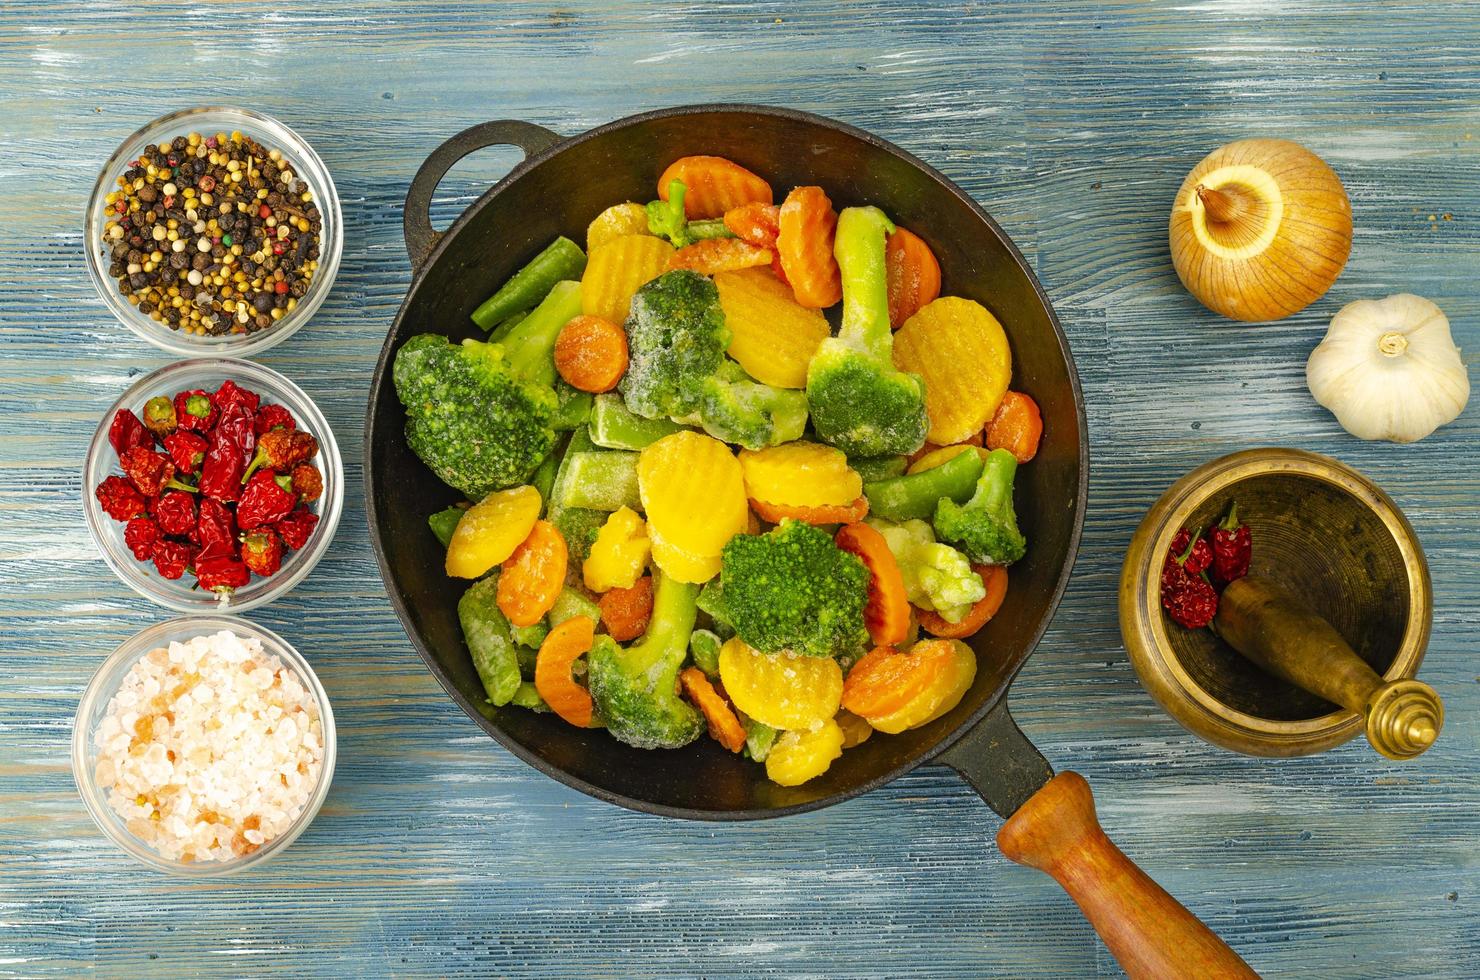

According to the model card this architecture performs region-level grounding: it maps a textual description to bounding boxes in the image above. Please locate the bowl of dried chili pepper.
[85,106,343,357]
[83,358,344,613]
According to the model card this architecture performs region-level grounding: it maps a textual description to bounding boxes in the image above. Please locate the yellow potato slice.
[765,719,845,787]
[714,267,831,388]
[718,637,843,731]
[738,441,861,508]
[893,297,1011,445]
[444,485,542,579]
[582,234,674,324]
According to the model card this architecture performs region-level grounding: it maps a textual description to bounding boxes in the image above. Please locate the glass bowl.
[82,357,344,613]
[84,106,343,358]
[72,616,337,876]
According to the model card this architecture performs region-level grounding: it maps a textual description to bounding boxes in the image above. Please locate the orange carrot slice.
[554,314,629,394]
[535,615,595,727]
[669,238,773,275]
[749,494,869,527]
[598,575,653,642]
[497,520,568,627]
[777,186,843,308]
[835,522,911,647]
[984,391,1044,463]
[917,565,1008,639]
[841,642,956,720]
[658,156,773,219]
[724,202,781,249]
[886,227,942,329]
[680,667,746,752]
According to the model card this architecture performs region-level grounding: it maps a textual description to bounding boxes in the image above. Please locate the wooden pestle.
[1214,576,1443,760]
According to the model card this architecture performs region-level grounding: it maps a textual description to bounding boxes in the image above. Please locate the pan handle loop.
[402,120,564,269]
[942,702,1257,978]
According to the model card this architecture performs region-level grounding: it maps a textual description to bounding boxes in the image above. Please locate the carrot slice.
[598,575,653,642]
[680,666,746,752]
[669,238,773,275]
[776,186,843,308]
[554,314,629,393]
[984,391,1044,463]
[835,522,910,646]
[917,565,1008,639]
[724,202,781,249]
[535,615,595,727]
[886,227,942,329]
[840,642,955,719]
[658,156,773,219]
[497,520,568,627]
[749,494,869,526]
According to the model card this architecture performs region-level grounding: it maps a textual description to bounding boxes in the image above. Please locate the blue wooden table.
[3,2,1477,976]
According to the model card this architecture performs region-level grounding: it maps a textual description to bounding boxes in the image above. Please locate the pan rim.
[364,102,1089,821]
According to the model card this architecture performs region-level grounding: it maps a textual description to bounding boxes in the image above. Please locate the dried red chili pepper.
[164,431,209,475]
[153,490,197,537]
[173,389,217,433]
[123,517,160,561]
[237,469,298,530]
[274,509,319,550]
[241,529,285,577]
[212,380,260,415]
[242,428,318,483]
[141,396,177,438]
[151,539,196,580]
[198,405,256,502]
[253,403,296,435]
[1209,502,1252,586]
[1160,530,1219,629]
[1169,527,1213,576]
[108,409,153,457]
[195,556,250,593]
[193,497,239,562]
[119,446,196,497]
[95,475,148,522]
[289,463,324,503]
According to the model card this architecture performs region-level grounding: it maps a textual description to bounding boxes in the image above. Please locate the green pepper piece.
[557,451,640,511]
[428,505,466,549]
[510,681,551,712]
[589,393,687,450]
[550,586,601,627]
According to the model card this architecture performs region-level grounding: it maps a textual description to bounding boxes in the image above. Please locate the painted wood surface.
[2,1,1477,976]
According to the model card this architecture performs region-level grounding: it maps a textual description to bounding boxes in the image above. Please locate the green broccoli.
[393,280,582,497]
[805,206,929,457]
[933,447,1027,566]
[688,360,809,450]
[587,570,705,750]
[866,517,985,624]
[718,519,870,659]
[619,270,730,420]
[646,179,734,248]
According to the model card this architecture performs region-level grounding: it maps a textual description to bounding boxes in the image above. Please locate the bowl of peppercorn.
[86,107,342,358]
[83,357,344,613]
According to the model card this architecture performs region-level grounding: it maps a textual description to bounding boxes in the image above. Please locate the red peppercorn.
[272,241,286,255]
[274,509,319,551]
[274,280,289,295]
[241,529,285,577]
[151,539,196,580]
[96,475,148,522]
[195,556,250,594]
[253,403,296,435]
[114,200,127,213]
[108,409,153,457]
[198,175,216,192]
[259,204,272,219]
[124,517,160,561]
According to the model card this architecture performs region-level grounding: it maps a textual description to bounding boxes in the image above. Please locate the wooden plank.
[1,1,1476,976]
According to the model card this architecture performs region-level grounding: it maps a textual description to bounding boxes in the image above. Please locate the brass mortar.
[1119,448,1440,758]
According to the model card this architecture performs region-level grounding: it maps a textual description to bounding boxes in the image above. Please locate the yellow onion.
[1169,138,1352,322]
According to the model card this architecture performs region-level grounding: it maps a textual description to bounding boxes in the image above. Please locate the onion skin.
[1169,138,1352,322]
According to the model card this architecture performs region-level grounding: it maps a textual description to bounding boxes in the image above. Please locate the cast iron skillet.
[366,105,1253,977]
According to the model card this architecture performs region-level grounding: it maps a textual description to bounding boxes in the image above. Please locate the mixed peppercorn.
[101,130,322,337]
[1160,503,1252,629]
[95,380,323,594]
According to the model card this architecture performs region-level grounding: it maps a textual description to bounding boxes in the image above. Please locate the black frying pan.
[365,105,1254,977]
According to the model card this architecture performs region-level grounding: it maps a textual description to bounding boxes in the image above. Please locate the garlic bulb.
[1170,139,1352,322]
[1307,293,1470,443]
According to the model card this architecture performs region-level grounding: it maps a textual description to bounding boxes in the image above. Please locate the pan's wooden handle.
[997,771,1258,979]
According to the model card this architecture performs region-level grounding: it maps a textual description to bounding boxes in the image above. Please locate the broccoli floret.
[393,280,582,497]
[718,519,870,659]
[866,517,985,623]
[805,206,929,457]
[587,570,705,749]
[933,447,1027,566]
[619,269,730,420]
[689,360,809,450]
